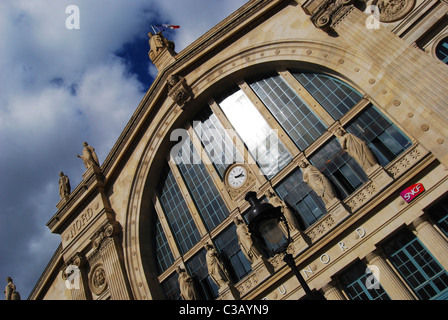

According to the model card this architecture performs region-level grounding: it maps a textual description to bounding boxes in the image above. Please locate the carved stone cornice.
[305,0,354,31]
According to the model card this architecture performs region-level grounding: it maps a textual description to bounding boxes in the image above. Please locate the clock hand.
[235,173,245,179]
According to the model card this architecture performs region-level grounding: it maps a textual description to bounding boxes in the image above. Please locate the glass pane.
[218,89,292,179]
[158,164,201,255]
[345,106,411,166]
[275,168,326,229]
[384,229,448,300]
[293,72,362,120]
[154,215,175,274]
[340,261,390,300]
[436,38,448,64]
[192,107,244,178]
[249,75,327,151]
[309,138,367,199]
[175,136,229,231]
[186,249,219,300]
[214,224,252,282]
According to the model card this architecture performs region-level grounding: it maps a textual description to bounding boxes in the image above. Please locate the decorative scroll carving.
[167,74,193,108]
[310,0,354,31]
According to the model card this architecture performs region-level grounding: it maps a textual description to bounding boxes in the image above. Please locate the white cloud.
[0,0,248,299]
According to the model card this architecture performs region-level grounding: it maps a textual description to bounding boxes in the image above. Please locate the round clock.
[227,165,247,189]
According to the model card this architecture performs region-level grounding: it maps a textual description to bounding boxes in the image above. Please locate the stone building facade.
[29,0,448,300]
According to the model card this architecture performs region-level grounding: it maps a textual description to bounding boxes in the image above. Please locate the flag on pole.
[152,24,180,33]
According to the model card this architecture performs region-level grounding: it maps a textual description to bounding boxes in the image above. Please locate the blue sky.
[0,0,247,299]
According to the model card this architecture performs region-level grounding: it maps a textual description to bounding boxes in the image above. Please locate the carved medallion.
[89,264,108,296]
[373,0,415,22]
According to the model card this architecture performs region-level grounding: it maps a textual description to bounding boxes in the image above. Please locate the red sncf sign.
[400,183,425,203]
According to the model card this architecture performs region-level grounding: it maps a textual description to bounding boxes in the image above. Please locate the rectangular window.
[384,229,448,300]
[161,270,180,300]
[192,107,243,178]
[186,249,218,300]
[427,196,448,237]
[275,168,327,229]
[158,165,201,255]
[175,137,229,231]
[345,106,411,166]
[218,89,292,179]
[154,215,175,274]
[214,224,252,282]
[339,260,390,300]
[249,75,327,151]
[309,138,368,199]
[293,73,362,120]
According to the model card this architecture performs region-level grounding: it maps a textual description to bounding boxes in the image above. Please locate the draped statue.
[264,189,302,231]
[336,127,378,174]
[176,266,199,300]
[77,142,100,169]
[234,216,261,264]
[204,243,231,289]
[299,160,338,206]
[4,277,20,300]
[58,171,71,200]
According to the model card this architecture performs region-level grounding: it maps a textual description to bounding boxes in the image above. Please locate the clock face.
[227,165,247,189]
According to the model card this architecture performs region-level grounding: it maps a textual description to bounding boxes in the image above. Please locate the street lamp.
[245,191,318,300]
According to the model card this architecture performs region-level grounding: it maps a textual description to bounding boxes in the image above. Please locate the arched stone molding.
[122,39,424,300]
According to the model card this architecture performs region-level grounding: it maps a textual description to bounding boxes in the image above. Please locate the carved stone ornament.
[311,0,353,31]
[89,264,108,296]
[167,74,193,108]
[148,31,175,62]
[373,0,416,22]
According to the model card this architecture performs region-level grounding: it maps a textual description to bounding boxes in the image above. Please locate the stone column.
[411,215,448,271]
[364,250,415,300]
[93,223,132,300]
[321,281,346,300]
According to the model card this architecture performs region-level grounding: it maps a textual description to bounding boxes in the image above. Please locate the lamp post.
[245,191,318,300]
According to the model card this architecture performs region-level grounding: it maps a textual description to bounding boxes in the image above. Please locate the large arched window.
[150,69,412,300]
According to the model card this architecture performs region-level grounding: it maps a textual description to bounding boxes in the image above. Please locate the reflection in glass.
[218,89,292,178]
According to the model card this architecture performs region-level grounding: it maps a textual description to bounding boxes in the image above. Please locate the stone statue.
[77,142,99,169]
[176,266,199,300]
[58,171,71,200]
[205,243,230,289]
[148,31,175,62]
[4,277,20,300]
[264,189,302,231]
[336,127,378,174]
[299,160,338,206]
[234,216,261,264]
